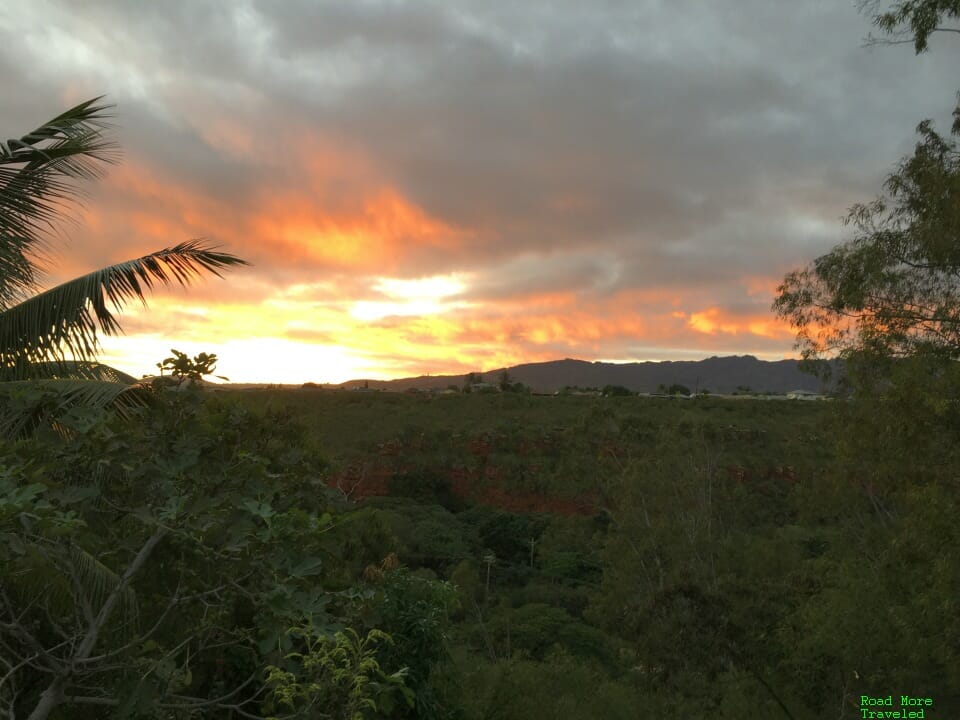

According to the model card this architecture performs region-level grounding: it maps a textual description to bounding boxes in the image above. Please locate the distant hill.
[323,355,840,394]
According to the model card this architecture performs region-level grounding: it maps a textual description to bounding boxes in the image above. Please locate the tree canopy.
[860,0,960,53]
[775,4,960,362]
[774,111,960,361]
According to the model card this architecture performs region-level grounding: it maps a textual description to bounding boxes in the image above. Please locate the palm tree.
[0,96,248,435]
[0,99,251,720]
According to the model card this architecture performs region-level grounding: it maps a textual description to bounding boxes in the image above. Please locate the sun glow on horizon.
[98,335,385,385]
[350,273,473,322]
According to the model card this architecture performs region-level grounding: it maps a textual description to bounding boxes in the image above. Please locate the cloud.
[1,0,958,380]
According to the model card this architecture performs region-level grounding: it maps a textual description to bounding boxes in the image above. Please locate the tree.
[265,627,412,719]
[772,11,960,715]
[457,650,645,720]
[860,0,960,53]
[775,5,960,363]
[774,111,960,362]
[0,374,408,720]
[364,568,457,719]
[0,97,246,433]
[155,348,228,387]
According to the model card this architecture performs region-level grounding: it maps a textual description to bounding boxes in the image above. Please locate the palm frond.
[4,540,140,640]
[0,234,37,308]
[0,378,150,440]
[0,97,113,160]
[0,239,249,379]
[0,96,118,308]
[70,544,140,633]
[12,360,138,383]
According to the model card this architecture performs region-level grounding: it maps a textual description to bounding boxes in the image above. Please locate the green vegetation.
[0,380,456,719]
[15,380,927,719]
[7,375,958,717]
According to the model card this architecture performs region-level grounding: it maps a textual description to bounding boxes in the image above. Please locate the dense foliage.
[7,372,950,718]
[0,384,454,719]
[203,387,956,718]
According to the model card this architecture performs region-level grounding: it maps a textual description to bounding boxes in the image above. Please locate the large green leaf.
[0,239,249,379]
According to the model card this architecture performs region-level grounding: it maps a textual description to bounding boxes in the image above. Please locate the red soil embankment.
[327,460,597,516]
[327,432,799,518]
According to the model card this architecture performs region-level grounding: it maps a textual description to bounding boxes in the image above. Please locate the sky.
[1,1,959,384]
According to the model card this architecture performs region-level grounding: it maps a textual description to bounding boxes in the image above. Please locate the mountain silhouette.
[329,355,839,394]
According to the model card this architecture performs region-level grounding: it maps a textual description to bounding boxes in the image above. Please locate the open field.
[226,388,832,465]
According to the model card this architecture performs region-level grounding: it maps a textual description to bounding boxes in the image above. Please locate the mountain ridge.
[319,355,839,394]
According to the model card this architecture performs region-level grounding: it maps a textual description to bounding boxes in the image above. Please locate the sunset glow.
[3,1,957,383]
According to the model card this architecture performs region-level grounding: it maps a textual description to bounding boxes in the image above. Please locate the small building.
[786,389,824,400]
[470,382,500,393]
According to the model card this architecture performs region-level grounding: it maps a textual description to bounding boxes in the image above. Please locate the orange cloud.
[96,287,800,384]
[91,157,246,256]
[249,186,463,271]
[47,128,470,289]
[684,306,793,340]
[41,128,803,385]
[197,118,256,160]
[687,308,741,335]
[743,275,783,299]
